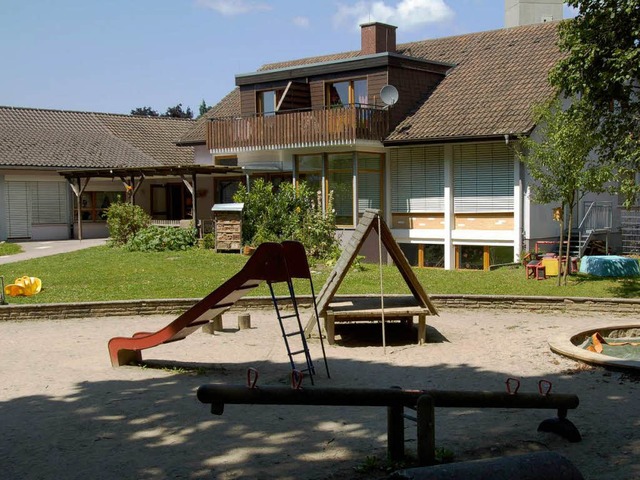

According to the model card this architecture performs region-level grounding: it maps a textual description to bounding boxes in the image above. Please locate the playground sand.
[1,308,638,479]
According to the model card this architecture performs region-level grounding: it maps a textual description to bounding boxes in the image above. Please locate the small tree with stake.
[518,98,609,285]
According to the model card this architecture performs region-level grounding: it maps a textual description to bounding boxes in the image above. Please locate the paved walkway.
[0,238,107,264]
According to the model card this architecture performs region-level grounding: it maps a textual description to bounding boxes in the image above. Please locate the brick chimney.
[360,22,397,55]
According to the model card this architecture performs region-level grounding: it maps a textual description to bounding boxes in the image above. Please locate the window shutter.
[6,182,31,238]
[453,143,514,213]
[31,182,69,224]
[358,172,380,212]
[391,146,444,213]
[357,155,381,212]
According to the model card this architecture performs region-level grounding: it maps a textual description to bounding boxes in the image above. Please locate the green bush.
[106,201,151,247]
[233,179,339,260]
[201,233,216,250]
[125,225,197,252]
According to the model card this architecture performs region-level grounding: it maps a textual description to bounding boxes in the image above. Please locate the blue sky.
[0,0,577,115]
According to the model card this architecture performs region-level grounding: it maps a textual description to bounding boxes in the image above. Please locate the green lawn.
[0,242,22,256]
[1,246,639,304]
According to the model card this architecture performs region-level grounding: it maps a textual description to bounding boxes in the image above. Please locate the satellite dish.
[380,85,399,107]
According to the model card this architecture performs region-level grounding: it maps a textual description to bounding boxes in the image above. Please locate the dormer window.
[326,79,368,107]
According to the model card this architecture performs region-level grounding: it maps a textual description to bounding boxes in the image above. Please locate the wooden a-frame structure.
[304,209,438,337]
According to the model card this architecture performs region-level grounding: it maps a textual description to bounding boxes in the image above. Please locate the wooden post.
[387,386,404,462]
[202,315,223,334]
[238,313,251,330]
[417,394,436,466]
[212,315,223,331]
[325,310,335,345]
[417,313,427,345]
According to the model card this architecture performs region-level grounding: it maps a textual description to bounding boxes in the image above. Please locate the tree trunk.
[564,208,574,286]
[557,204,564,287]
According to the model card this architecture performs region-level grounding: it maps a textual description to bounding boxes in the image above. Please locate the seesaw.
[197,377,580,466]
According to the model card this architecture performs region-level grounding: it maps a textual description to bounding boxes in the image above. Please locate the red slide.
[108,242,290,367]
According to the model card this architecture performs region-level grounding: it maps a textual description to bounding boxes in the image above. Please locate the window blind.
[391,146,444,213]
[453,143,514,213]
[30,181,69,224]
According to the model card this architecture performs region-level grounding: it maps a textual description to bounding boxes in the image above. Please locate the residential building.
[2,0,621,264]
[0,108,198,240]
[177,15,618,270]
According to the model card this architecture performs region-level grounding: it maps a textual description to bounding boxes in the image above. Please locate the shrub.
[106,201,151,247]
[125,225,197,252]
[201,233,216,250]
[233,179,339,260]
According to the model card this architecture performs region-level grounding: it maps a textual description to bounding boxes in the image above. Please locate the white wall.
[194,145,212,165]
[505,0,563,28]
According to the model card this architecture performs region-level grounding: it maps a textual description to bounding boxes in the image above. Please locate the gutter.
[383,133,530,147]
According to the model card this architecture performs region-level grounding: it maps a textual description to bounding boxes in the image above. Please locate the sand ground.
[1,308,638,479]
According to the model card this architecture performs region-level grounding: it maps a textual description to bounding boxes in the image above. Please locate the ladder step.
[280,313,299,320]
[284,331,303,337]
[289,349,306,356]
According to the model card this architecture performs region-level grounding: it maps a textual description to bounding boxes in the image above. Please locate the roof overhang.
[57,164,243,180]
[236,52,454,86]
[384,132,531,147]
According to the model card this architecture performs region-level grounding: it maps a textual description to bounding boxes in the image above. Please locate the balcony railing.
[207,105,389,152]
[579,201,613,233]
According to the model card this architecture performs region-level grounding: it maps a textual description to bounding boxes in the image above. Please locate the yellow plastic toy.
[4,276,42,297]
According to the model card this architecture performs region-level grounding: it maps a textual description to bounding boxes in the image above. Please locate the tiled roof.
[0,107,194,169]
[176,88,240,145]
[178,21,562,145]
[387,22,563,142]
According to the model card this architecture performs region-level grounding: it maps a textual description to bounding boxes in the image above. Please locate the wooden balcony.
[207,105,389,152]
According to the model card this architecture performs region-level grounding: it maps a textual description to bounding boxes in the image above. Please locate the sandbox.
[549,325,640,371]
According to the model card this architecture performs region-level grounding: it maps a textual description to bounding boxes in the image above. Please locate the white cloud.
[292,16,310,28]
[334,0,454,30]
[196,0,271,16]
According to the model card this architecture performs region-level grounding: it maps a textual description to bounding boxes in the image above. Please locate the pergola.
[58,165,243,240]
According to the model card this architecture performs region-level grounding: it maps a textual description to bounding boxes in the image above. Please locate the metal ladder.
[268,280,317,385]
[281,240,330,381]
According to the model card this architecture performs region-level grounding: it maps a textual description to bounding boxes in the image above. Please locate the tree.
[550,0,640,206]
[518,98,610,285]
[162,103,193,119]
[198,99,211,118]
[232,179,339,260]
[130,106,159,116]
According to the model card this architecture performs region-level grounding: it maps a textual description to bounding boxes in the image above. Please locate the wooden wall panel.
[454,213,514,230]
[310,82,325,109]
[240,87,256,117]
[279,82,311,111]
[392,213,445,229]
[367,71,389,107]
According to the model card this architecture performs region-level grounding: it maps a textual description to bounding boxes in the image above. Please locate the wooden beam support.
[68,177,90,240]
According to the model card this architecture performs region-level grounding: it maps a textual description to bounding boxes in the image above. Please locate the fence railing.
[207,105,388,151]
[579,201,612,233]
